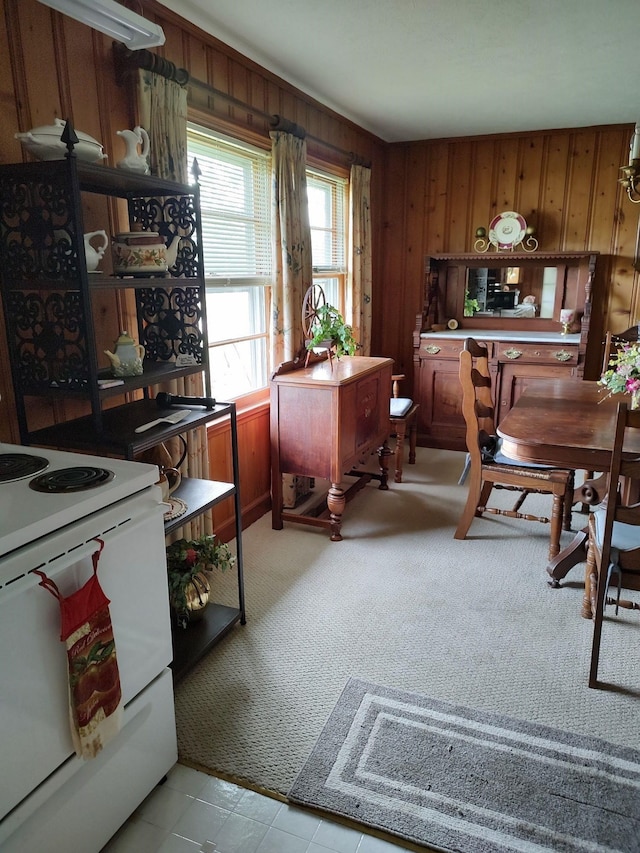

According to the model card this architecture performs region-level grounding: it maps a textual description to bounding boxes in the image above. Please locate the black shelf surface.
[28,398,233,457]
[171,603,243,684]
[20,363,207,401]
[76,160,199,198]
[89,274,202,290]
[164,477,235,536]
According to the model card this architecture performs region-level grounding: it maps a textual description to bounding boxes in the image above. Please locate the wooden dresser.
[413,251,599,451]
[270,355,394,540]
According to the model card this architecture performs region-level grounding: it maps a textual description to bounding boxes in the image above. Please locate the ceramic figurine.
[116,126,150,174]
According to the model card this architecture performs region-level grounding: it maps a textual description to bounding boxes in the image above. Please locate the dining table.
[497,378,640,615]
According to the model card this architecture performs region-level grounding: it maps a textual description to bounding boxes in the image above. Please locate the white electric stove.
[0,442,177,852]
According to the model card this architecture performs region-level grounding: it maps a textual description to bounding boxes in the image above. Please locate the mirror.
[465,266,558,319]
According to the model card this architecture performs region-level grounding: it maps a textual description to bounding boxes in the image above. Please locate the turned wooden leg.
[477,481,493,516]
[563,470,575,531]
[327,482,345,541]
[408,418,417,465]
[393,420,407,483]
[582,535,596,619]
[377,441,391,490]
[548,492,563,560]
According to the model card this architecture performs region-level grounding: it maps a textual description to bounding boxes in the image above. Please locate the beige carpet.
[174,448,640,797]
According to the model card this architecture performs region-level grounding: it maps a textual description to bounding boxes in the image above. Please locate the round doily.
[164,496,187,521]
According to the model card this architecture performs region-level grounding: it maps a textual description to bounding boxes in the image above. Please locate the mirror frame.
[420,251,598,335]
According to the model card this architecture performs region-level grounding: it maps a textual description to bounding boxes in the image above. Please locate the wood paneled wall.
[380,129,640,382]
[0,0,638,533]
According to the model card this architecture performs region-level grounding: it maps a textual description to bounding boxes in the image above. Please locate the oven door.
[0,489,172,823]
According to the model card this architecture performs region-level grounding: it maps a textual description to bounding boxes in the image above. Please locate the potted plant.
[306,303,358,358]
[165,535,236,629]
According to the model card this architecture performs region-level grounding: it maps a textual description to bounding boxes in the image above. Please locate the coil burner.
[0,453,49,483]
[29,466,115,493]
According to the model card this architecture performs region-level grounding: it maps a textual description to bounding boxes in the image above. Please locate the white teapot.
[83,230,108,272]
[104,331,145,377]
[116,126,150,174]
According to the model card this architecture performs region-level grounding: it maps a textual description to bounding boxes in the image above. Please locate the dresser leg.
[327,483,345,541]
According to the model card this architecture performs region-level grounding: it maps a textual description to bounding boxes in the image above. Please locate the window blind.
[187,125,271,285]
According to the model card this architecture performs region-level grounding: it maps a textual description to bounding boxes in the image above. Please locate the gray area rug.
[289,677,640,853]
[175,448,640,847]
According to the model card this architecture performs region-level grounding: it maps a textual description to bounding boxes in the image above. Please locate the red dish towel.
[34,538,123,759]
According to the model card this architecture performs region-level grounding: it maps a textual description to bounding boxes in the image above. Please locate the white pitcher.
[83,230,108,272]
[116,126,150,174]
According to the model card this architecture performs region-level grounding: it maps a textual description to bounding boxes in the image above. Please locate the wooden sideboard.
[414,331,583,451]
[413,251,599,451]
[270,355,394,540]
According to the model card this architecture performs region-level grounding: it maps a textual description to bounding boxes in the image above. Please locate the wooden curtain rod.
[113,44,371,167]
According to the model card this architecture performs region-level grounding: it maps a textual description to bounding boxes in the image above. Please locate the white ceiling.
[158,0,640,143]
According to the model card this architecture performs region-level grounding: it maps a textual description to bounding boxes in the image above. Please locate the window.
[187,124,271,400]
[307,169,348,315]
[187,126,350,401]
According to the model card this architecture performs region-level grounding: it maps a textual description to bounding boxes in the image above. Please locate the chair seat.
[593,507,640,552]
[459,438,566,485]
[390,397,413,418]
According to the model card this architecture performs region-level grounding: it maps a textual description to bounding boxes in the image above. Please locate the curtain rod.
[113,44,371,167]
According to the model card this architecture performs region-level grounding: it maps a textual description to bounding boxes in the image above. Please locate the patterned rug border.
[288,678,640,853]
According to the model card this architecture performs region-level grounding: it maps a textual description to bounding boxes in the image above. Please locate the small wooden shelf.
[171,603,243,684]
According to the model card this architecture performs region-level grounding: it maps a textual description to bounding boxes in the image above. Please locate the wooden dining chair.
[389,374,419,483]
[585,402,640,688]
[455,338,574,560]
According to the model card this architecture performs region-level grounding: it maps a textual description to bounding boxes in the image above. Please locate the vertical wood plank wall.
[0,0,638,535]
[380,130,640,382]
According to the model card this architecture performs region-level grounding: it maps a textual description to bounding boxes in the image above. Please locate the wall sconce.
[37,0,165,50]
[619,122,640,203]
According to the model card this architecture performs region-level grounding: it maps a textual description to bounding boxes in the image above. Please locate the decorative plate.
[488,211,527,250]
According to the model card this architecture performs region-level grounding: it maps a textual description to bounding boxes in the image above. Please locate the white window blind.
[188,125,271,285]
[307,169,347,275]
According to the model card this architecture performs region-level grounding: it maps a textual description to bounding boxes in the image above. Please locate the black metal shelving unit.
[0,147,245,681]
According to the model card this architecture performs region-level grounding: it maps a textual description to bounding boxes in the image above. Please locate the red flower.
[185,548,198,566]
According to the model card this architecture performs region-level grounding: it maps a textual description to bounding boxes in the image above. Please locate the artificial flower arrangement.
[165,535,235,628]
[598,342,640,405]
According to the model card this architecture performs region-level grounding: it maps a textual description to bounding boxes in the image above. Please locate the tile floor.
[101,763,411,853]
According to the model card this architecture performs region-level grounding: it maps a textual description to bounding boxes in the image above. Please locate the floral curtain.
[136,69,211,540]
[137,69,188,182]
[349,164,372,356]
[268,130,312,368]
[269,130,313,507]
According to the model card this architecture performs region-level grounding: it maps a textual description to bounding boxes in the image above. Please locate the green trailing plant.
[306,303,358,358]
[165,535,235,627]
[464,289,479,317]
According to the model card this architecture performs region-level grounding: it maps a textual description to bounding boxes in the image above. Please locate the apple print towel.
[34,538,123,759]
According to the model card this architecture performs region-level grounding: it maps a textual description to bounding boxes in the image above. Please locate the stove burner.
[29,466,115,493]
[0,453,49,483]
